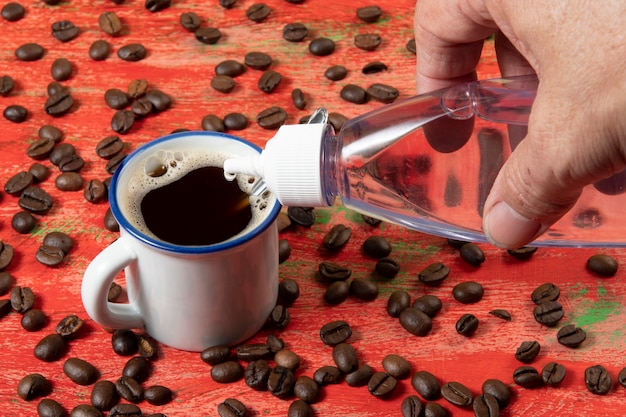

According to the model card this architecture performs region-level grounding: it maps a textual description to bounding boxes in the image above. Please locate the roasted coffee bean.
[17,373,51,400]
[0,272,14,295]
[399,307,432,336]
[211,75,236,93]
[452,281,484,304]
[441,381,473,407]
[107,403,140,417]
[58,154,85,172]
[507,246,537,260]
[291,88,306,110]
[15,43,45,61]
[223,112,248,130]
[44,231,73,255]
[246,3,270,22]
[424,402,448,417]
[328,112,348,132]
[145,0,171,12]
[332,342,358,373]
[473,393,500,417]
[350,278,379,301]
[401,395,424,417]
[104,89,130,110]
[117,44,146,61]
[387,290,411,318]
[52,20,79,42]
[37,398,67,417]
[27,138,55,160]
[111,110,135,134]
[50,143,76,166]
[123,356,151,383]
[340,84,368,104]
[202,114,225,132]
[542,361,566,385]
[38,126,62,144]
[29,163,50,184]
[89,40,111,60]
[382,354,411,380]
[99,11,123,36]
[45,90,73,116]
[367,83,399,104]
[244,51,272,70]
[130,97,153,118]
[313,365,342,385]
[104,207,119,232]
[283,23,308,42]
[5,171,33,196]
[320,320,352,346]
[0,75,14,96]
[2,2,25,21]
[586,253,618,277]
[459,243,485,266]
[143,385,171,406]
[293,375,318,403]
[515,340,540,363]
[107,282,122,302]
[531,283,560,304]
[34,333,67,362]
[112,329,138,356]
[136,334,157,359]
[4,104,28,122]
[218,398,247,417]
[585,364,612,395]
[266,334,284,354]
[236,343,271,361]
[618,367,626,388]
[345,364,373,387]
[489,309,511,321]
[481,379,510,409]
[84,179,108,203]
[324,281,350,305]
[368,372,397,397]
[362,61,387,74]
[288,206,315,226]
[180,12,201,32]
[356,5,382,23]
[324,65,348,81]
[116,376,143,403]
[362,235,391,258]
[406,38,417,54]
[309,37,335,56]
[278,239,291,264]
[56,314,84,339]
[106,153,127,174]
[533,300,564,326]
[64,358,99,385]
[11,285,35,312]
[194,27,222,44]
[256,106,287,129]
[268,304,290,328]
[56,172,83,191]
[418,262,450,286]
[375,257,400,278]
[556,324,586,347]
[354,33,382,51]
[0,241,14,271]
[268,366,295,398]
[21,309,47,331]
[278,278,299,305]
[288,399,312,417]
[215,60,246,78]
[51,58,73,81]
[201,345,232,365]
[411,370,441,400]
[258,70,282,94]
[322,224,352,252]
[71,404,105,417]
[47,81,67,96]
[412,294,442,317]
[245,359,271,390]
[513,365,543,388]
[456,313,479,337]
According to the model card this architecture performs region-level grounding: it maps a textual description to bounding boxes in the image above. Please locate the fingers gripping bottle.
[224,75,626,248]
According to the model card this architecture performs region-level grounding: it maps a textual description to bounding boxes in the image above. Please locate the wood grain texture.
[1,1,626,416]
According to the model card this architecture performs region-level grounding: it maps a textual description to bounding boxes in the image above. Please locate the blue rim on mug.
[108,131,282,254]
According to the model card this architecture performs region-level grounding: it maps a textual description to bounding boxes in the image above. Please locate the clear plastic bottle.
[224,75,626,247]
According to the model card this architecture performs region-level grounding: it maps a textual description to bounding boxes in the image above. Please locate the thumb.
[482,86,626,248]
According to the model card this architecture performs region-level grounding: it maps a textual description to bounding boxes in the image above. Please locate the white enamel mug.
[81,131,280,352]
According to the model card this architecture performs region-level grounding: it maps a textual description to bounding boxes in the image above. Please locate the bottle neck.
[319,126,341,206]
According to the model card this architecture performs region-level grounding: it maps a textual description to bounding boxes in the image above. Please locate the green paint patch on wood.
[569,286,622,328]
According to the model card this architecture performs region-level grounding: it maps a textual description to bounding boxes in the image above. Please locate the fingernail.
[484,201,545,248]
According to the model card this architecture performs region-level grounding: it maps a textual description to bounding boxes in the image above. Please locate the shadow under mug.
[81,131,281,352]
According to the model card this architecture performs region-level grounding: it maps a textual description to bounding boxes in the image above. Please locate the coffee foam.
[120,147,273,245]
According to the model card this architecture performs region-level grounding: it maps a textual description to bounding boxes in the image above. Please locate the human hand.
[414,0,626,248]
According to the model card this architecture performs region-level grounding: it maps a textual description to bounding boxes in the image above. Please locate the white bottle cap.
[223,123,331,207]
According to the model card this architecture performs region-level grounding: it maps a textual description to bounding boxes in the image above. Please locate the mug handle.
[81,237,144,330]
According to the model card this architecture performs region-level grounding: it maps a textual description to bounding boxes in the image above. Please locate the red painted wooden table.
[1,1,626,416]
